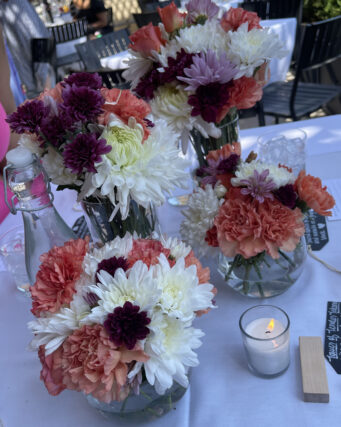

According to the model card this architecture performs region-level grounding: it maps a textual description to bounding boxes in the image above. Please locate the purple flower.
[274,184,297,209]
[63,72,102,90]
[83,292,100,308]
[188,82,231,123]
[143,118,155,128]
[240,169,276,203]
[96,256,129,282]
[197,153,240,186]
[60,85,104,122]
[178,50,237,91]
[159,49,195,85]
[135,64,161,100]
[104,301,151,350]
[62,133,111,174]
[6,100,50,134]
[40,110,74,147]
[186,0,219,22]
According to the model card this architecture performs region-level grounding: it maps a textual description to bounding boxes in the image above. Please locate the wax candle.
[239,306,290,377]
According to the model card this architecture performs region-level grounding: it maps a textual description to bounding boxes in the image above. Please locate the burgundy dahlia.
[96,256,129,282]
[274,184,298,209]
[63,72,102,90]
[62,133,111,174]
[188,82,231,123]
[160,49,195,85]
[40,112,73,147]
[6,99,50,134]
[217,153,240,174]
[104,301,151,350]
[60,85,104,122]
[135,65,161,100]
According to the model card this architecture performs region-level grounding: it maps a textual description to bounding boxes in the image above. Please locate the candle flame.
[266,318,275,332]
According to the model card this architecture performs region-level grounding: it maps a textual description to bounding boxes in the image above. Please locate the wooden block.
[299,336,329,403]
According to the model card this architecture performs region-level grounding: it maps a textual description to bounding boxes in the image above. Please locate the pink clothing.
[0,102,11,223]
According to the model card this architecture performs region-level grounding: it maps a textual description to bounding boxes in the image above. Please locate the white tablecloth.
[1,115,341,427]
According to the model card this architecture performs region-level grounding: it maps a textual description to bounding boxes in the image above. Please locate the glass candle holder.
[239,305,290,378]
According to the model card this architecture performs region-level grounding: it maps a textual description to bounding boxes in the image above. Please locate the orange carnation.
[206,141,241,162]
[158,2,185,33]
[295,171,335,216]
[221,7,261,32]
[129,23,166,56]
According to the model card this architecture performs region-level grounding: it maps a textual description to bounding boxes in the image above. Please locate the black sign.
[325,302,341,374]
[304,210,329,251]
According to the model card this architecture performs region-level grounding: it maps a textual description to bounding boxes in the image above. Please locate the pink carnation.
[220,7,261,32]
[30,238,89,317]
[39,346,65,396]
[127,239,173,268]
[99,88,151,141]
[57,325,149,403]
[214,189,305,259]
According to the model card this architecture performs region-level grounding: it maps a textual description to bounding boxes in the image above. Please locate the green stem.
[120,391,130,414]
[278,249,295,268]
[168,393,173,410]
[256,282,265,298]
[242,263,251,295]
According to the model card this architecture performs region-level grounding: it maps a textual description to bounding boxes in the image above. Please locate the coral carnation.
[206,142,241,161]
[129,23,166,56]
[158,2,185,33]
[30,238,89,316]
[58,325,149,403]
[127,239,172,268]
[39,346,65,396]
[295,170,335,216]
[221,7,261,32]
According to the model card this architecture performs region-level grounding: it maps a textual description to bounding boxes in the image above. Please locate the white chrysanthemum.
[227,24,287,78]
[142,313,204,394]
[28,293,90,355]
[231,160,295,189]
[174,19,228,55]
[154,254,215,321]
[180,184,221,256]
[150,84,194,137]
[18,134,44,156]
[42,146,81,186]
[161,235,191,260]
[84,261,161,324]
[83,233,133,281]
[85,116,188,219]
[122,51,154,90]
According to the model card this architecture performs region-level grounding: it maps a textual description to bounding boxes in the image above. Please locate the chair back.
[48,17,88,44]
[76,29,130,70]
[133,11,161,28]
[138,0,178,13]
[240,0,303,21]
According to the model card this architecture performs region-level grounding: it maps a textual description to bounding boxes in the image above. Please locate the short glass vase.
[86,379,189,422]
[218,238,307,298]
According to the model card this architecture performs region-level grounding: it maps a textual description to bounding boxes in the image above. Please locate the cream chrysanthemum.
[180,184,221,256]
[85,115,188,219]
[227,24,287,78]
[84,261,161,324]
[231,160,295,189]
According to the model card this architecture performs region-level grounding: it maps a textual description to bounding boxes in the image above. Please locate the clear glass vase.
[86,379,189,422]
[191,108,240,168]
[218,238,307,298]
[81,196,158,244]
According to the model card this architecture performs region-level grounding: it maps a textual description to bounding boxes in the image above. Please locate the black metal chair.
[75,29,131,89]
[240,0,303,20]
[133,11,161,28]
[138,0,179,13]
[259,15,341,122]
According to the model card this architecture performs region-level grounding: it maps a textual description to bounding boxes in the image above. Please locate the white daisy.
[161,235,192,260]
[155,254,215,321]
[28,293,90,355]
[180,184,222,256]
[227,24,287,78]
[122,51,154,90]
[84,261,161,324]
[143,313,204,394]
[231,160,295,189]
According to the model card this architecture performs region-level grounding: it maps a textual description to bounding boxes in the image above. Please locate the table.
[1,115,341,427]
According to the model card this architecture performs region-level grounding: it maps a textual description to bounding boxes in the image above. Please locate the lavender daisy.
[63,72,102,89]
[197,153,240,186]
[178,50,237,91]
[240,169,276,203]
[186,0,219,23]
[60,85,104,122]
[62,133,111,174]
[6,100,50,134]
[104,301,151,350]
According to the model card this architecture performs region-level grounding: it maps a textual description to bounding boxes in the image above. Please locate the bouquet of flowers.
[6,73,188,226]
[123,0,286,146]
[180,142,335,296]
[28,233,216,408]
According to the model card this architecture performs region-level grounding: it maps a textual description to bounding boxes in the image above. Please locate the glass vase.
[81,196,158,244]
[86,379,189,422]
[217,238,307,298]
[191,108,240,168]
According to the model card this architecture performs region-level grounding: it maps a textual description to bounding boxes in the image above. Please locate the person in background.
[0,23,19,222]
[0,0,52,99]
[70,0,111,36]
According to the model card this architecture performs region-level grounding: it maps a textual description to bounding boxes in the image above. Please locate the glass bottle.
[4,147,76,285]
